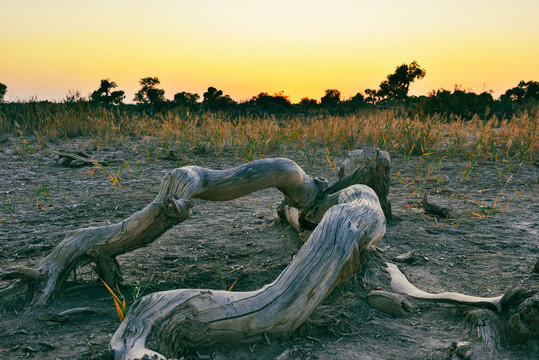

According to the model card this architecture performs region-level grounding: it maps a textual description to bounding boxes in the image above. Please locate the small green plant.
[301,145,317,170]
[121,258,153,302]
[216,261,237,291]
[3,196,15,215]
[493,175,512,210]
[14,122,34,160]
[101,279,127,322]
[104,161,130,189]
[34,183,50,201]
[140,139,159,160]
[462,151,479,179]
[470,175,513,220]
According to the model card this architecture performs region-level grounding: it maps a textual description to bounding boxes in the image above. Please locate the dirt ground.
[0,135,537,359]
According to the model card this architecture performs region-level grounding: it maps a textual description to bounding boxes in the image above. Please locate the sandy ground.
[0,135,537,359]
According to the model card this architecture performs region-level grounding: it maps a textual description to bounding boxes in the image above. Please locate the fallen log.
[0,158,327,308]
[110,184,386,359]
[278,146,385,242]
[421,193,451,218]
[54,150,123,167]
[387,263,503,311]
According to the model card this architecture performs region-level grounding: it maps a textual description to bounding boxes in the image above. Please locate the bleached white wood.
[111,185,386,359]
[387,263,503,311]
[1,158,327,308]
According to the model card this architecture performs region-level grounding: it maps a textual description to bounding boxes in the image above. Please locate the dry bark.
[338,147,392,221]
[1,158,327,308]
[54,150,122,167]
[110,184,386,359]
[421,194,451,218]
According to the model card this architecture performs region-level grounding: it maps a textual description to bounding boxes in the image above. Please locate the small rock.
[367,290,412,317]
[394,250,415,263]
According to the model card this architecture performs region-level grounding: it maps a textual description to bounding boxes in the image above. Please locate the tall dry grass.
[0,103,536,163]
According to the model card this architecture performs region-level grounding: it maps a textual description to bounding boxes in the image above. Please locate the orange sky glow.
[1,0,538,103]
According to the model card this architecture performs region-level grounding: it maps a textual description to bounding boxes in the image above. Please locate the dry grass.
[1,104,536,163]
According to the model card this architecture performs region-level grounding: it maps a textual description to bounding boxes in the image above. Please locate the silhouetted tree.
[501,80,539,104]
[134,77,166,105]
[299,97,318,106]
[364,89,381,104]
[415,86,494,118]
[203,86,236,110]
[349,92,365,104]
[0,83,7,103]
[377,61,426,103]
[203,87,223,105]
[320,89,341,106]
[174,92,200,108]
[249,91,292,113]
[91,79,125,105]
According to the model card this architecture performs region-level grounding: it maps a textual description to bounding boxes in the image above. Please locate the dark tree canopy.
[299,97,318,106]
[320,89,341,106]
[415,86,494,118]
[249,91,292,112]
[0,83,7,103]
[364,89,380,105]
[349,92,365,104]
[500,80,539,104]
[203,86,236,110]
[91,79,125,105]
[377,61,426,103]
[174,91,200,108]
[133,77,166,105]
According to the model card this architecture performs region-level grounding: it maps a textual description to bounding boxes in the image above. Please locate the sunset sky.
[1,0,538,103]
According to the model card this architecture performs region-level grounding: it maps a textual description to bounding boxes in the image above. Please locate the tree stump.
[338,148,392,221]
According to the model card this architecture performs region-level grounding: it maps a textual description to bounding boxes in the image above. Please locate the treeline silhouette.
[1,62,537,120]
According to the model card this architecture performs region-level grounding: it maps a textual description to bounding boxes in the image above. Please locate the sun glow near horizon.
[1,0,538,103]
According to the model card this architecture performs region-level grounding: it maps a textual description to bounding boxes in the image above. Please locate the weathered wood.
[387,263,503,311]
[277,151,381,242]
[338,148,392,220]
[54,150,122,167]
[110,184,386,359]
[421,194,451,218]
[1,158,327,308]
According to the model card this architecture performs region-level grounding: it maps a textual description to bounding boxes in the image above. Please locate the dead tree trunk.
[110,184,386,359]
[108,150,392,359]
[338,148,392,221]
[1,158,327,308]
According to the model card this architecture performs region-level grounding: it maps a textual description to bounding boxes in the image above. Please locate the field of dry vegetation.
[1,105,537,166]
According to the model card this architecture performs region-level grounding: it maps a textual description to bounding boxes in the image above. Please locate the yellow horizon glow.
[1,0,538,103]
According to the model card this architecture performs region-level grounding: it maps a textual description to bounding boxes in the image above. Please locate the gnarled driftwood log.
[1,158,327,308]
[111,184,386,359]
